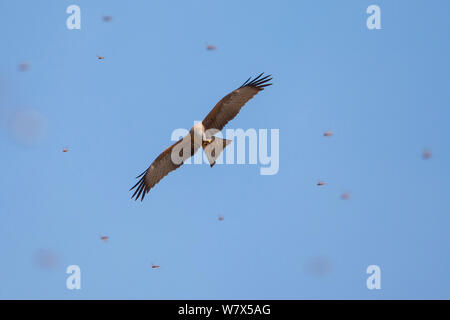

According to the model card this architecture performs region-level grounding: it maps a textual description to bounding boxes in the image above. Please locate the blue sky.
[1,0,449,299]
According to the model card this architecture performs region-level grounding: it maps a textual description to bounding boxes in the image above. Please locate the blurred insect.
[18,62,30,71]
[151,263,160,269]
[218,215,224,221]
[341,193,351,200]
[306,256,332,277]
[34,249,59,270]
[97,55,105,60]
[317,181,326,186]
[206,44,217,51]
[62,147,69,153]
[100,236,109,242]
[9,109,46,145]
[102,16,112,22]
[422,149,432,160]
[323,131,333,137]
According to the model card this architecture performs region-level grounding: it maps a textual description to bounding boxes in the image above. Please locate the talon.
[202,138,213,147]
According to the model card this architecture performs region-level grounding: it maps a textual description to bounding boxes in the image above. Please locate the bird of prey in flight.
[130,73,273,201]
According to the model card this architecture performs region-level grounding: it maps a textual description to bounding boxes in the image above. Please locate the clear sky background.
[1,0,449,299]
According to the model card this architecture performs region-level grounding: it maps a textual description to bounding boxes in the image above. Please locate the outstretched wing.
[202,73,272,133]
[130,133,199,201]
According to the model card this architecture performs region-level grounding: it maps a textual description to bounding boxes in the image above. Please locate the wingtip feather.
[240,73,273,90]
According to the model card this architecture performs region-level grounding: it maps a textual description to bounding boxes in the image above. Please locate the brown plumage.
[202,74,272,132]
[130,138,199,201]
[130,73,272,201]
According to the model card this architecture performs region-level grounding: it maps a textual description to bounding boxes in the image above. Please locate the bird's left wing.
[130,133,199,201]
[202,73,272,134]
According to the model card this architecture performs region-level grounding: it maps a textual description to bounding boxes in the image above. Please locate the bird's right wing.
[130,133,199,201]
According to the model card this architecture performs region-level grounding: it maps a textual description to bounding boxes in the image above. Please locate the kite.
[130,73,272,201]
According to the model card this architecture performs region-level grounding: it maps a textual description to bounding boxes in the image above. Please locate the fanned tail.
[203,137,232,167]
